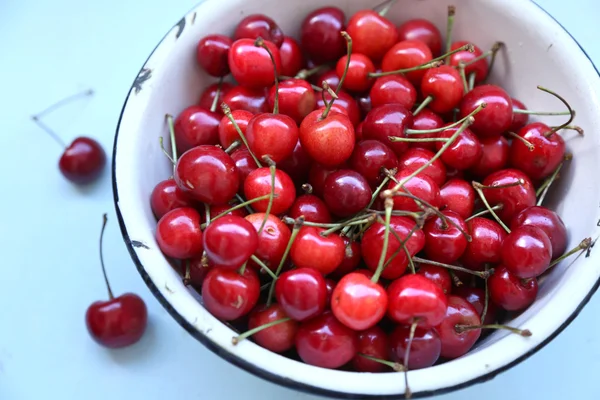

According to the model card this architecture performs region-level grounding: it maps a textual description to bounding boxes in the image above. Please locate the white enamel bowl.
[112,0,600,397]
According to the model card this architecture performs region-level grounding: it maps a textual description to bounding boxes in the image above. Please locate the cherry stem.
[468,72,476,91]
[224,140,241,154]
[358,353,404,372]
[372,197,394,283]
[455,324,532,337]
[403,320,418,399]
[98,213,114,300]
[476,179,525,190]
[335,32,353,94]
[481,265,490,323]
[413,96,433,116]
[513,109,571,116]
[165,114,178,169]
[450,270,463,287]
[204,203,211,228]
[319,81,338,120]
[235,193,255,214]
[486,42,504,79]
[249,255,278,280]
[465,204,503,222]
[378,214,426,274]
[535,86,575,137]
[301,183,313,194]
[507,131,534,151]
[378,0,398,17]
[445,5,456,63]
[321,215,376,236]
[222,103,263,168]
[368,60,443,78]
[462,42,504,69]
[458,62,469,94]
[209,78,223,113]
[294,63,333,80]
[472,182,511,233]
[254,37,280,114]
[367,209,423,219]
[238,261,248,275]
[258,156,277,235]
[548,238,592,268]
[280,76,324,92]
[389,137,449,143]
[413,257,493,278]
[159,137,175,166]
[537,159,566,206]
[201,195,274,229]
[30,116,67,148]
[183,259,191,286]
[232,317,291,345]
[368,168,396,208]
[266,217,304,306]
[551,125,584,135]
[405,104,482,135]
[33,88,94,118]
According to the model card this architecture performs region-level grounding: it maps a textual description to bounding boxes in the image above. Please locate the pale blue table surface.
[1,0,599,399]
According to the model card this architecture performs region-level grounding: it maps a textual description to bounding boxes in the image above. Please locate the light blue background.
[1,0,599,399]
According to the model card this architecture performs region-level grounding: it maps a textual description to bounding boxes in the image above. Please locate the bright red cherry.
[233,14,284,47]
[362,103,414,156]
[150,178,195,220]
[267,79,316,124]
[481,168,536,223]
[201,267,260,321]
[196,34,232,77]
[299,109,355,167]
[156,207,204,259]
[417,265,452,294]
[243,167,296,214]
[369,75,417,110]
[423,210,469,264]
[175,145,239,205]
[435,126,482,170]
[454,286,499,325]
[435,295,481,359]
[388,168,441,212]
[336,54,376,93]
[230,148,258,183]
[381,40,433,85]
[421,66,464,114]
[198,82,234,113]
[218,109,253,149]
[203,215,258,270]
[275,268,328,321]
[279,36,304,77]
[511,206,568,259]
[459,84,513,138]
[290,227,345,275]
[390,325,441,369]
[510,98,529,132]
[398,147,446,187]
[59,137,106,184]
[352,326,391,372]
[245,213,291,272]
[289,194,332,224]
[460,217,507,268]
[222,86,269,114]
[449,41,488,83]
[502,225,552,279]
[439,179,475,219]
[174,106,220,153]
[350,139,398,186]
[469,135,509,178]
[300,7,346,64]
[409,108,444,152]
[489,265,538,311]
[509,122,566,180]
[247,304,298,353]
[396,19,442,56]
[387,274,448,328]
[228,38,282,89]
[331,237,362,279]
[245,113,298,163]
[346,10,398,62]
[278,140,313,182]
[323,169,372,217]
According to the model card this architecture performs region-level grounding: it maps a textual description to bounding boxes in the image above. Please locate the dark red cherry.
[268,79,316,124]
[502,225,552,279]
[325,278,336,306]
[222,86,269,114]
[417,265,452,294]
[350,139,398,186]
[203,215,258,269]
[390,325,441,369]
[510,98,529,132]
[248,303,298,353]
[228,38,282,88]
[291,227,345,275]
[346,10,398,62]
[423,210,468,264]
[362,104,414,156]
[435,126,482,170]
[331,237,362,279]
[388,168,441,212]
[300,7,346,64]
[421,66,464,114]
[234,14,284,47]
[439,179,475,220]
[59,137,106,184]
[323,169,372,217]
[454,286,498,325]
[449,41,488,83]
[387,274,448,328]
[218,109,253,148]
[336,54,376,93]
[509,122,566,180]
[356,93,372,120]
[398,147,446,187]
[308,163,341,197]
[397,19,442,56]
[289,194,332,224]
[279,36,304,77]
[315,90,361,127]
[299,109,355,167]
[352,326,391,372]
[244,167,296,215]
[369,75,417,110]
[175,145,239,205]
[245,113,299,163]
[459,84,513,138]
[313,69,340,91]
[469,135,509,178]
[275,267,328,321]
[196,34,232,77]
[174,106,220,153]
[381,40,433,85]
[150,178,195,220]
[201,267,260,321]
[156,207,203,259]
[198,82,234,113]
[435,295,481,359]
[481,168,536,223]
[182,255,211,290]
[409,108,444,152]
[460,217,507,268]
[489,265,538,310]
[245,213,291,272]
[230,148,258,183]
[278,140,313,182]
[511,206,568,259]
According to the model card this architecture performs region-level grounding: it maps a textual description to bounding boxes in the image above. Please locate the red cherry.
[243,167,296,214]
[299,109,355,167]
[423,210,468,264]
[396,19,442,56]
[174,106,220,153]
[398,147,446,187]
[245,113,298,163]
[156,207,204,259]
[289,194,332,224]
[196,34,232,77]
[381,40,433,85]
[502,225,552,279]
[291,227,345,275]
[346,10,398,62]
[362,104,414,156]
[182,256,211,289]
[489,265,538,310]
[390,325,441,369]
[481,168,536,223]
[435,126,482,170]
[369,75,417,110]
[275,267,328,321]
[325,278,336,306]
[331,237,362,279]
[198,82,234,113]
[203,203,248,222]
[421,66,464,114]
[510,98,529,132]
[308,163,341,197]
[248,303,298,353]
[439,179,475,220]
[511,206,568,259]
[323,169,372,217]
[150,178,195,220]
[459,84,513,138]
[59,137,106,184]
[300,7,346,64]
[201,267,260,321]
[316,90,361,126]
[296,312,358,369]
[313,69,340,91]
[409,108,444,151]
[331,272,388,331]
[268,79,316,124]
[203,215,258,269]
[233,14,284,47]
[435,295,481,359]
[278,140,313,182]
[222,86,268,114]
[449,41,488,83]
[230,148,258,183]
[336,54,376,93]
[352,326,391,372]
[469,135,509,178]
[245,213,291,272]
[387,274,448,328]
[350,139,398,186]
[279,36,304,77]
[362,216,425,280]
[218,109,253,148]
[454,286,498,325]
[509,122,566,180]
[388,168,441,212]
[460,217,507,268]
[228,39,282,89]
[175,145,239,205]
[416,265,452,294]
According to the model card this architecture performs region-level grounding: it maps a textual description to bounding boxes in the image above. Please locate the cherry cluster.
[150,1,590,389]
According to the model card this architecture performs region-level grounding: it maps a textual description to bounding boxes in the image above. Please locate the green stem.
[536,86,575,137]
[258,157,276,235]
[222,103,263,167]
[405,105,482,135]
[413,96,433,116]
[537,161,564,206]
[368,60,442,78]
[468,72,476,91]
[235,194,255,214]
[481,265,490,323]
[159,137,175,166]
[465,204,503,222]
[255,37,279,114]
[232,317,291,345]
[548,238,592,268]
[249,255,278,280]
[358,353,404,372]
[389,137,449,143]
[98,213,114,300]
[209,78,223,113]
[445,5,456,63]
[166,114,178,172]
[402,321,418,399]
[378,0,398,16]
[335,32,353,94]
[455,324,532,337]
[458,62,468,94]
[513,109,571,115]
[472,182,511,233]
[201,194,273,228]
[413,257,492,278]
[371,197,394,283]
[367,170,394,208]
[204,204,211,227]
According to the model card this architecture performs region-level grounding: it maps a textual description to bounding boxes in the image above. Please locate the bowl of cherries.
[112,0,600,397]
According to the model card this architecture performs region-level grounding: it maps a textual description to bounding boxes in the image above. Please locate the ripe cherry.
[398,147,447,187]
[196,34,233,77]
[459,84,513,138]
[279,36,304,77]
[245,113,298,164]
[481,168,536,223]
[390,325,441,369]
[201,267,260,321]
[289,194,332,224]
[380,40,433,85]
[356,93,372,120]
[86,214,147,348]
[300,6,346,64]
[510,98,529,132]
[409,108,444,152]
[460,217,507,268]
[323,169,372,217]
[222,86,269,114]
[502,225,552,279]
[469,135,509,178]
[396,19,442,56]
[454,286,498,325]
[313,69,341,91]
[218,109,253,148]
[388,168,441,212]
[198,82,234,113]
[245,213,291,271]
[420,66,464,114]
[182,256,211,289]
[423,210,469,264]
[290,227,345,275]
[336,54,376,93]
[350,139,398,186]
[439,179,475,219]
[308,163,341,197]
[416,265,452,294]
[275,267,328,321]
[299,109,355,167]
[228,38,282,89]
[449,41,488,83]
[435,126,482,170]
[174,106,220,153]
[150,178,195,220]
[244,167,296,214]
[369,75,417,110]
[488,265,538,311]
[233,14,284,47]
[346,10,398,62]
[387,274,448,328]
[247,303,298,353]
[230,148,259,183]
[352,326,391,372]
[267,79,316,124]
[59,137,106,184]
[331,237,362,279]
[362,104,414,156]
[435,295,481,359]
[511,206,568,259]
[509,122,566,180]
[203,215,258,270]
[156,207,204,259]
[277,140,313,182]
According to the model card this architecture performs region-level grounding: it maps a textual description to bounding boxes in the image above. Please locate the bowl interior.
[113,0,600,397]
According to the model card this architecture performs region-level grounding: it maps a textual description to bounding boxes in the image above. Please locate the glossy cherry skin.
[387,274,448,328]
[59,137,106,184]
[245,213,291,272]
[352,326,391,372]
[308,163,341,197]
[409,108,445,151]
[435,295,481,359]
[233,14,284,47]
[275,268,328,321]
[228,39,282,89]
[331,272,388,331]
[201,267,260,321]
[439,179,475,219]
[150,178,195,220]
[421,66,464,114]
[460,217,507,268]
[323,170,372,217]
[362,216,426,280]
[481,168,537,223]
[510,98,529,132]
[289,194,332,224]
[300,6,346,64]
[459,84,513,138]
[502,225,552,279]
[362,104,414,156]
[511,206,568,259]
[230,148,259,184]
[248,304,298,353]
[174,106,220,153]
[397,19,442,56]
[388,168,441,212]
[350,139,398,186]
[243,167,296,214]
[86,293,148,349]
[449,41,488,83]
[313,69,340,91]
[436,126,482,170]
[279,36,304,77]
[336,54,376,93]
[489,265,538,311]
[346,10,398,62]
[454,286,498,325]
[278,140,313,182]
[268,79,316,124]
[417,265,452,294]
[175,145,239,205]
[296,312,359,369]
[369,75,417,110]
[196,34,232,77]
[299,110,355,167]
[390,325,441,369]
[198,82,234,113]
[222,86,269,114]
[470,135,509,178]
[423,210,469,264]
[381,40,433,85]
[156,207,204,259]
[324,279,336,306]
[245,113,298,163]
[331,237,362,279]
[202,215,258,269]
[315,90,361,127]
[218,109,253,148]
[509,122,566,180]
[398,147,446,187]
[291,227,345,275]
